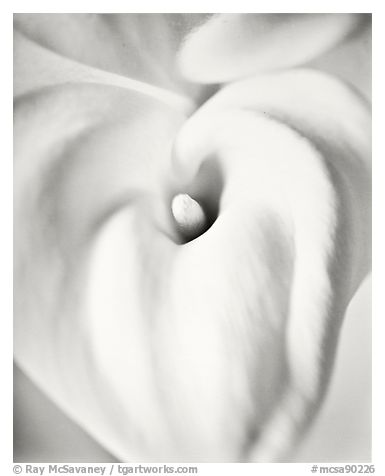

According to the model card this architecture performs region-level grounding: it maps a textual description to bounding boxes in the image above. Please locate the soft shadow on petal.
[308,21,371,100]
[14,364,118,462]
[14,13,211,98]
[14,31,194,113]
[188,69,372,292]
[14,79,187,461]
[178,13,368,83]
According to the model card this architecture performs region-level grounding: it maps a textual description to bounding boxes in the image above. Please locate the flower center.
[170,159,224,244]
[171,193,207,242]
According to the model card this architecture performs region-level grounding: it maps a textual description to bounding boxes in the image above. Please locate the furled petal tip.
[178,13,366,83]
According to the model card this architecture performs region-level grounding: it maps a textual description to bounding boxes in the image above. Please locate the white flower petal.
[178,13,367,83]
[14,79,188,461]
[14,31,193,113]
[173,69,371,460]
[14,16,371,462]
[15,68,370,462]
[14,13,211,98]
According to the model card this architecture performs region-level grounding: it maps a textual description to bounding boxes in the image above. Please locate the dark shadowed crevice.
[170,157,224,244]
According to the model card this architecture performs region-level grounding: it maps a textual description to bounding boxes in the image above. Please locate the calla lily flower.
[14,13,371,462]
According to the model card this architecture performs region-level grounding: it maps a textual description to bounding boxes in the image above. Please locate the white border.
[3,3,383,475]
[6,0,378,13]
